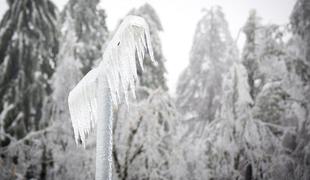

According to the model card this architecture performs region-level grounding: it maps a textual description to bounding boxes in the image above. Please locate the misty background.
[1,0,310,180]
[0,0,296,94]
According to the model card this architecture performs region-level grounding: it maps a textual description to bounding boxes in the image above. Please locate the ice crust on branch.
[68,15,155,146]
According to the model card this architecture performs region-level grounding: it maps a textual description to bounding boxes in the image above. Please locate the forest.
[0,0,310,180]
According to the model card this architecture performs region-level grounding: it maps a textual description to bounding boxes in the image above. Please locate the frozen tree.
[242,11,290,104]
[274,1,310,178]
[242,10,295,136]
[176,6,238,135]
[128,3,168,90]
[203,63,255,180]
[178,7,309,180]
[291,0,310,66]
[188,63,286,180]
[60,0,109,75]
[0,0,58,143]
[249,24,290,125]
[290,0,310,110]
[242,11,291,95]
[230,9,310,179]
[68,15,155,180]
[0,0,58,179]
[113,88,180,180]
[241,10,262,100]
[180,63,250,179]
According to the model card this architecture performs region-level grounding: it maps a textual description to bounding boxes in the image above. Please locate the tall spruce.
[0,0,58,146]
[176,6,238,133]
[59,0,108,75]
[0,0,58,179]
[242,10,262,100]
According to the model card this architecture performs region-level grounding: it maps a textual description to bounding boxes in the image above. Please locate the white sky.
[0,0,296,95]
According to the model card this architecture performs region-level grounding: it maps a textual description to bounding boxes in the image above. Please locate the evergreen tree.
[290,0,310,107]
[237,8,310,179]
[113,88,178,180]
[176,6,238,134]
[250,24,290,125]
[0,0,58,146]
[0,0,58,179]
[291,0,310,66]
[242,11,291,126]
[60,0,108,75]
[242,10,262,100]
[0,0,58,147]
[204,63,283,180]
[278,1,310,179]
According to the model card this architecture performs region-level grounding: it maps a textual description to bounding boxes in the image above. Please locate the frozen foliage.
[176,6,238,136]
[1,1,310,180]
[242,10,262,99]
[0,0,58,179]
[291,0,310,64]
[60,0,108,75]
[176,5,310,180]
[68,15,155,146]
[180,63,252,179]
[0,0,58,142]
[113,88,180,180]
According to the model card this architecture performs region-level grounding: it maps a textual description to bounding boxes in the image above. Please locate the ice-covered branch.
[67,15,155,180]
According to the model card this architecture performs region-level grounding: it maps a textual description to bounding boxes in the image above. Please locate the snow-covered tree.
[177,7,309,180]
[241,10,262,100]
[291,0,310,67]
[241,10,295,130]
[290,0,310,110]
[176,6,238,134]
[290,0,310,108]
[242,10,292,106]
[113,88,180,180]
[275,1,310,178]
[249,24,290,125]
[0,0,58,143]
[60,0,108,75]
[0,0,58,179]
[185,63,287,180]
[231,8,310,179]
[128,3,168,90]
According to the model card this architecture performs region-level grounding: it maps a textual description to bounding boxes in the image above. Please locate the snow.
[234,63,253,106]
[201,60,210,71]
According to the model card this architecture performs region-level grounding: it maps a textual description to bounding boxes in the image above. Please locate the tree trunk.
[96,78,113,180]
[245,164,252,180]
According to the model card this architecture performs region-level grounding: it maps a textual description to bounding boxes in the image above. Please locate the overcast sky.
[0,0,296,95]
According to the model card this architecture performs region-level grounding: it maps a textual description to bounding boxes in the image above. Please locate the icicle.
[68,15,155,146]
